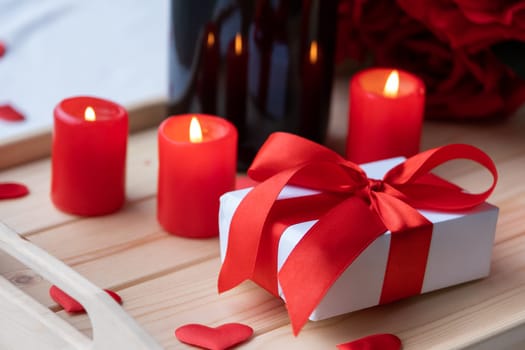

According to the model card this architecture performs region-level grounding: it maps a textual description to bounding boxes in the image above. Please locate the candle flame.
[84,106,96,122]
[189,116,203,143]
[234,33,242,55]
[309,41,318,64]
[207,31,215,48]
[383,70,400,97]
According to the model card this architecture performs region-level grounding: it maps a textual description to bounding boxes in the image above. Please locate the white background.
[0,0,168,140]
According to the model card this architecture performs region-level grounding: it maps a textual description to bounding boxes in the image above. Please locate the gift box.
[217,133,498,334]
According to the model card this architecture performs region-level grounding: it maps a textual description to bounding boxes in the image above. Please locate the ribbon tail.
[218,168,301,293]
[370,192,433,304]
[278,197,386,335]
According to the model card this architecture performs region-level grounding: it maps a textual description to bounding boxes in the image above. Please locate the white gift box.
[219,157,499,321]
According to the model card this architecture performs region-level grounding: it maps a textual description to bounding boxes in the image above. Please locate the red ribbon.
[218,132,497,335]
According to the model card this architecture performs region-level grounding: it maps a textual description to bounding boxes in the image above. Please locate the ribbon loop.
[219,133,498,335]
[384,143,498,210]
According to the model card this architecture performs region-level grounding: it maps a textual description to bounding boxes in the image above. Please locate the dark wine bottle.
[168,0,339,170]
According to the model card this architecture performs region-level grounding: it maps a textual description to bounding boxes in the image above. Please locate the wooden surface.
[0,222,162,349]
[0,98,167,170]
[1,79,525,349]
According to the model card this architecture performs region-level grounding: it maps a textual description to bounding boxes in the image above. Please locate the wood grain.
[1,89,524,348]
[0,128,158,234]
[0,221,162,349]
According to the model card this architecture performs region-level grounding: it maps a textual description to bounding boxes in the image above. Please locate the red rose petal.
[175,323,253,350]
[0,104,25,122]
[337,334,402,350]
[0,41,5,58]
[104,288,123,304]
[49,285,84,313]
[49,285,122,313]
[0,183,29,199]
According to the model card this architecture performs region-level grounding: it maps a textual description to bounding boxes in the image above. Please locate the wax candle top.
[160,115,235,144]
[356,68,424,97]
[55,96,127,123]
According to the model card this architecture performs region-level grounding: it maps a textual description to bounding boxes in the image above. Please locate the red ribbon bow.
[218,132,497,335]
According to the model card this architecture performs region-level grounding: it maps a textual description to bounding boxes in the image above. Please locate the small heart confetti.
[337,333,402,350]
[0,104,25,122]
[175,323,253,350]
[104,289,122,304]
[49,285,122,313]
[0,183,29,199]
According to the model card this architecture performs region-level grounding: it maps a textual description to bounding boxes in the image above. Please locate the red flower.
[336,0,407,63]
[397,0,525,51]
[335,0,525,120]
[370,19,525,120]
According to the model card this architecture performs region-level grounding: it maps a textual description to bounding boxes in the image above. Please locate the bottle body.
[168,0,338,169]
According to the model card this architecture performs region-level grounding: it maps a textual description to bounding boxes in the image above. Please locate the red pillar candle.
[157,114,237,238]
[51,96,128,216]
[346,68,425,164]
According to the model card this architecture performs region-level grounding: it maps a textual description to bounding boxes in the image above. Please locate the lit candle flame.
[383,70,400,97]
[84,106,96,122]
[207,31,215,48]
[309,41,318,64]
[189,116,203,143]
[234,33,242,55]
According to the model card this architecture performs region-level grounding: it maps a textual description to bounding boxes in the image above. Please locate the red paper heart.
[104,289,122,304]
[0,41,5,58]
[0,183,29,199]
[0,104,25,122]
[337,334,402,350]
[49,285,122,313]
[175,323,253,350]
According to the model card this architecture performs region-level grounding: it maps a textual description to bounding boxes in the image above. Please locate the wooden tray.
[1,86,525,349]
[0,221,162,349]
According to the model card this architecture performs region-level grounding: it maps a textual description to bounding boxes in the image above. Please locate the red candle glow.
[346,68,425,164]
[299,40,325,142]
[51,96,128,215]
[198,24,219,114]
[157,114,237,238]
[226,33,248,141]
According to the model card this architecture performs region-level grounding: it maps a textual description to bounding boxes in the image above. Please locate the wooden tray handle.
[0,221,162,349]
